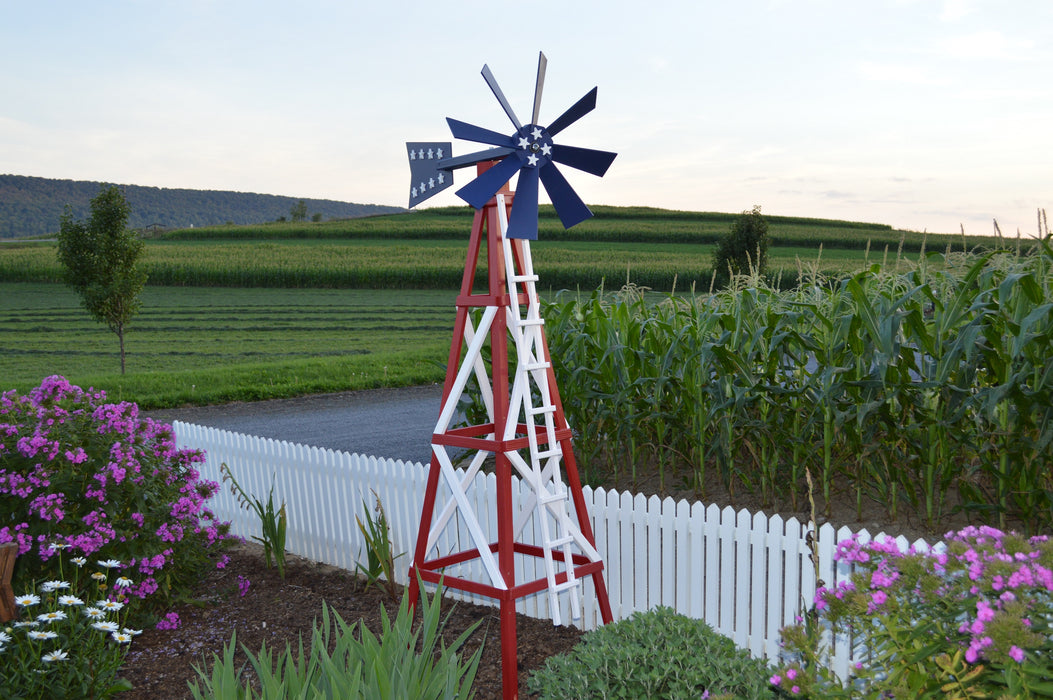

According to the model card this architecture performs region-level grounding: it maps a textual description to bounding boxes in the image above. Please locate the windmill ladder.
[496,198,595,625]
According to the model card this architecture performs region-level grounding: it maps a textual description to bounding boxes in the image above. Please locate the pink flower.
[1009,646,1025,663]
[770,675,781,686]
[155,612,180,630]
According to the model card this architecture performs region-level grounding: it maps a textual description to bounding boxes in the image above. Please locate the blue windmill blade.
[545,87,598,137]
[407,142,455,208]
[551,144,617,177]
[481,64,523,131]
[507,167,540,240]
[539,163,593,229]
[446,118,516,148]
[454,154,523,209]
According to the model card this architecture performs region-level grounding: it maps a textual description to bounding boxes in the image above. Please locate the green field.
[1,284,453,407]
[0,205,1017,407]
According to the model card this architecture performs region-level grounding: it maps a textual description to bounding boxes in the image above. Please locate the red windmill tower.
[405,52,615,699]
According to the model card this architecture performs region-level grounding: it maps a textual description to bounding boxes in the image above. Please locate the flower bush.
[0,376,231,612]
[3,545,140,699]
[774,526,1053,698]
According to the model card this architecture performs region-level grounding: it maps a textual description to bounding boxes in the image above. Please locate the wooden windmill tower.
[405,52,615,699]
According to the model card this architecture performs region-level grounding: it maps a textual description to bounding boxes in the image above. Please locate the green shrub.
[713,205,770,286]
[189,580,483,700]
[527,606,775,699]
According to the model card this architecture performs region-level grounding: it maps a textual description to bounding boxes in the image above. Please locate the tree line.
[0,174,404,238]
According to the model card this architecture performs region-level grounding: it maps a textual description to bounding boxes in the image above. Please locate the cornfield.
[543,242,1053,534]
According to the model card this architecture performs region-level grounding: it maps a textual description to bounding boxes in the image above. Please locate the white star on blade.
[436,148,443,158]
[420,181,426,192]
[409,150,416,160]
[427,148,434,159]
[437,173,445,184]
[428,177,435,188]
[527,154,539,166]
[541,143,552,156]
[411,187,418,197]
[531,127,543,140]
[518,136,530,149]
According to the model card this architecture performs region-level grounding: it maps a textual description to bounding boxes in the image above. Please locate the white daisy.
[114,576,133,588]
[40,580,70,592]
[110,631,133,644]
[83,607,106,620]
[27,630,58,640]
[47,543,70,551]
[92,621,120,633]
[13,621,40,629]
[90,572,107,582]
[14,594,40,607]
[97,559,122,569]
[37,610,67,623]
[58,595,84,606]
[0,631,11,644]
[42,649,69,662]
[71,556,88,567]
[96,599,124,611]
[122,627,143,636]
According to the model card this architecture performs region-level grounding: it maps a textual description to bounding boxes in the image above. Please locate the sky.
[2,0,1050,236]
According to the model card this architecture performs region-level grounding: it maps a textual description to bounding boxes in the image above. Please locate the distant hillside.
[0,174,405,238]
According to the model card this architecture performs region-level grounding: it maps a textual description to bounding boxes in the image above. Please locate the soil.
[117,543,583,700]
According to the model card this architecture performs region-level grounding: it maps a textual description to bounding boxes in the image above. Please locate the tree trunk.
[118,325,126,375]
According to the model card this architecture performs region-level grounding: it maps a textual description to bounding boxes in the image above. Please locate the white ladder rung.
[522,360,550,372]
[510,273,539,283]
[535,447,561,461]
[546,534,575,548]
[527,403,556,417]
[538,487,567,504]
[516,317,544,327]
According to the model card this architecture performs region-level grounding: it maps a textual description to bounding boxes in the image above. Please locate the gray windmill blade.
[405,52,616,240]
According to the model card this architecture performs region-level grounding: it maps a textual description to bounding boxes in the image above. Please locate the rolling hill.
[0,174,404,238]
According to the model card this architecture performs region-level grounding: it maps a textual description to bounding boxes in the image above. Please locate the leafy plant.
[188,579,483,700]
[774,526,1053,698]
[713,205,770,287]
[3,546,139,699]
[527,606,775,699]
[0,376,231,612]
[56,185,147,374]
[219,464,287,580]
[356,491,403,600]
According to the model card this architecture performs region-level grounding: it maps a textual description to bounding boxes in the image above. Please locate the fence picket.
[173,422,935,670]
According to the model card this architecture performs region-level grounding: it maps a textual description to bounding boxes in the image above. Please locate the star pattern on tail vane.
[406,52,616,239]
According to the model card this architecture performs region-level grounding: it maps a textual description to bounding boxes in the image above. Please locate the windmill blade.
[507,167,540,240]
[531,52,548,126]
[438,146,516,171]
[540,163,593,229]
[481,64,523,131]
[545,87,597,137]
[455,154,523,209]
[446,118,516,148]
[551,144,617,177]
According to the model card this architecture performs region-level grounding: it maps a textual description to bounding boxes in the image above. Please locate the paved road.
[147,384,453,465]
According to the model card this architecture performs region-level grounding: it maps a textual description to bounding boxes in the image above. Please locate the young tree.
[56,186,147,374]
[712,205,769,287]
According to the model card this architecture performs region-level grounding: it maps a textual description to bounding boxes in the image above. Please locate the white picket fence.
[173,421,933,675]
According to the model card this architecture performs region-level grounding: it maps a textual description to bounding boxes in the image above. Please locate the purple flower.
[1009,646,1025,663]
[155,612,180,630]
[237,575,251,597]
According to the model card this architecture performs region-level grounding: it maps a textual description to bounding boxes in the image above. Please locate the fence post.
[1,542,17,623]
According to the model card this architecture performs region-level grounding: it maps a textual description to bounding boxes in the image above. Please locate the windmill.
[405,52,615,699]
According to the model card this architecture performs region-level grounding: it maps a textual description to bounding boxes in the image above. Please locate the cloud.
[858,61,943,85]
[937,31,1037,61]
[940,0,977,22]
